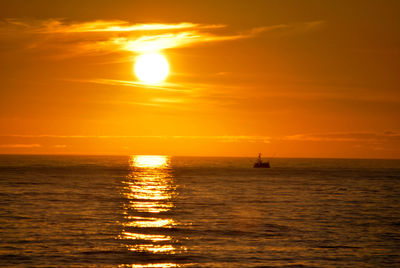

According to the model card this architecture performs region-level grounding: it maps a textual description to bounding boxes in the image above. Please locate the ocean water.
[0,155,399,267]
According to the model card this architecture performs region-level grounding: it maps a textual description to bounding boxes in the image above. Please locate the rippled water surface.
[0,155,399,267]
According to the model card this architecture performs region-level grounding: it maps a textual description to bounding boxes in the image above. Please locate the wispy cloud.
[5,19,223,33]
[0,134,270,143]
[0,143,41,148]
[37,21,215,33]
[53,144,67,148]
[283,131,400,142]
[1,19,324,54]
[4,132,398,144]
[87,78,191,92]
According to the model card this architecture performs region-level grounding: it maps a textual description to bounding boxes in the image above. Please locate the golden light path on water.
[120,264,178,268]
[120,155,181,261]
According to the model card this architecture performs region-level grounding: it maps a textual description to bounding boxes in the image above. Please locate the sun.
[134,53,169,84]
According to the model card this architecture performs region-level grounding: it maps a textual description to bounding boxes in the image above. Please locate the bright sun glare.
[134,53,169,84]
[132,155,168,168]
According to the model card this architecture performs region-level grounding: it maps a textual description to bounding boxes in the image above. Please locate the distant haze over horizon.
[0,0,399,158]
[1,153,399,161]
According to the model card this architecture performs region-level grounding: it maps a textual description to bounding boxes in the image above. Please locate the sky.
[0,0,399,158]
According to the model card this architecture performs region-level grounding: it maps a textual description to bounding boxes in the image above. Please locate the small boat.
[253,153,270,168]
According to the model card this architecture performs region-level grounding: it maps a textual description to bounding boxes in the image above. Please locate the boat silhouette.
[253,153,270,168]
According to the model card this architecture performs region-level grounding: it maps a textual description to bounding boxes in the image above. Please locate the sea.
[0,155,399,267]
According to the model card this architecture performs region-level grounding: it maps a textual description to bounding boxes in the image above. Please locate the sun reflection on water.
[120,155,179,258]
[119,263,178,268]
[131,155,169,168]
[124,217,175,228]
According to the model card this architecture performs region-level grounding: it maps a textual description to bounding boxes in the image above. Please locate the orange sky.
[0,0,399,158]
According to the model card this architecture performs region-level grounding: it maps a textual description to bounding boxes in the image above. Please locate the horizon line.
[0,153,399,160]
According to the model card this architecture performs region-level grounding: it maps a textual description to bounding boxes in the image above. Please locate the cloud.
[40,21,202,33]
[76,78,244,109]
[53,144,67,148]
[0,19,324,54]
[10,20,223,33]
[283,132,400,142]
[0,134,270,143]
[0,143,41,148]
[87,78,190,92]
[111,31,245,53]
[4,132,398,144]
